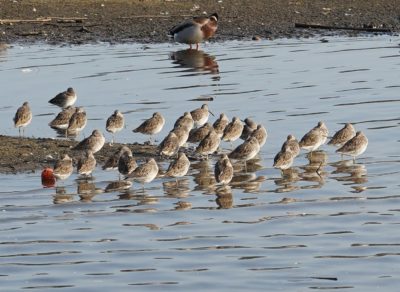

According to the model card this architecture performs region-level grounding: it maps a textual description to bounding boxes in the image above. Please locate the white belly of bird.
[92,136,105,153]
[174,25,203,44]
[65,95,77,107]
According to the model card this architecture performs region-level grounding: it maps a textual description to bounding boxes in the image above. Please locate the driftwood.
[119,15,191,19]
[0,17,87,24]
[295,23,391,33]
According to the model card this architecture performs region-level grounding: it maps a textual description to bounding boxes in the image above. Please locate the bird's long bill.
[208,110,215,117]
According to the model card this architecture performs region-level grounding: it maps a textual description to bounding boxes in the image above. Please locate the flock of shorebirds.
[13,86,368,189]
[10,12,368,189]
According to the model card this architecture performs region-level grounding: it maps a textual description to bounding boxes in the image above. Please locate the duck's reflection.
[170,49,219,75]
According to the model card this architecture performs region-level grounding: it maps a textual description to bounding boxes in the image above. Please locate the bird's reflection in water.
[53,186,74,204]
[273,168,301,193]
[104,180,132,193]
[170,49,219,76]
[215,185,233,209]
[174,200,192,211]
[299,151,328,189]
[77,179,99,202]
[230,158,265,192]
[331,159,368,186]
[191,160,216,191]
[162,178,190,198]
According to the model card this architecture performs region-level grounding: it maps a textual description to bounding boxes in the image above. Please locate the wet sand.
[0,0,399,44]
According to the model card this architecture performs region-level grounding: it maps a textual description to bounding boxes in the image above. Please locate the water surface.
[0,37,400,291]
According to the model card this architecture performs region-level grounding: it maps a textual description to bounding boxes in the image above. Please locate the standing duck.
[169,13,219,50]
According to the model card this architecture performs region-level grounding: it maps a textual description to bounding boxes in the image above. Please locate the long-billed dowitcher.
[133,112,165,143]
[13,101,32,136]
[118,147,137,177]
[53,154,73,181]
[222,117,244,146]
[49,87,77,109]
[165,152,190,184]
[273,150,295,171]
[299,121,329,152]
[66,107,87,137]
[240,118,257,140]
[171,124,190,147]
[188,122,213,143]
[190,104,213,127]
[281,134,300,157]
[229,136,260,161]
[159,132,180,157]
[73,129,105,153]
[195,129,220,159]
[215,154,234,185]
[336,131,368,161]
[213,113,230,138]
[328,123,356,148]
[126,158,159,188]
[77,150,96,176]
[174,111,194,131]
[169,13,219,50]
[49,106,76,130]
[102,146,127,170]
[106,110,125,144]
[250,124,267,148]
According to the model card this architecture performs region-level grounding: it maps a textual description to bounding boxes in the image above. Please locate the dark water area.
[0,37,400,290]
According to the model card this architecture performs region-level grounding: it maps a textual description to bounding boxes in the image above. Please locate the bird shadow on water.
[169,49,220,78]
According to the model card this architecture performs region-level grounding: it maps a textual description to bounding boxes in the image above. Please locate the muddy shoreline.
[0,135,158,174]
[1,0,399,45]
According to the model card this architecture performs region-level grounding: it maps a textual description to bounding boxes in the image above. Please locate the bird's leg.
[195,43,199,50]
[189,44,192,49]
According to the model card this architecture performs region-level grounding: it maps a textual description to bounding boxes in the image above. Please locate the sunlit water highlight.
[0,36,400,291]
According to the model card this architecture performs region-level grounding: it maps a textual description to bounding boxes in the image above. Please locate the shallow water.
[1,36,400,291]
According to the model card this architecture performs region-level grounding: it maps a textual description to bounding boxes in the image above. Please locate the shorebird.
[77,150,96,176]
[222,117,244,147]
[190,104,213,127]
[106,110,125,144]
[229,137,260,162]
[273,150,295,171]
[165,152,190,184]
[171,124,190,147]
[188,122,213,143]
[213,113,230,138]
[118,147,137,177]
[49,87,77,108]
[240,118,257,140]
[133,112,165,144]
[73,129,105,153]
[169,13,219,50]
[49,106,75,130]
[299,121,329,152]
[336,131,368,161]
[126,158,159,188]
[281,134,300,157]
[13,101,32,136]
[102,146,127,171]
[250,124,267,148]
[174,111,194,131]
[66,107,87,137]
[214,154,234,185]
[158,132,180,158]
[53,154,73,182]
[195,129,220,159]
[328,123,356,148]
